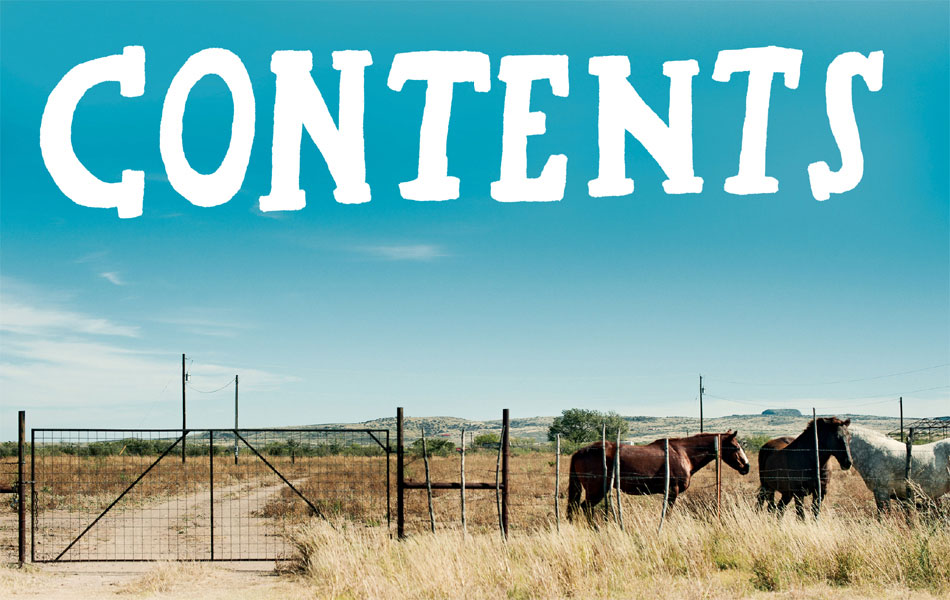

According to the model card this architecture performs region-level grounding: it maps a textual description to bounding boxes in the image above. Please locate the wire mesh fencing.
[29,428,389,562]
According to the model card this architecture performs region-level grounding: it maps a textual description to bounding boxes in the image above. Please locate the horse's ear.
[844,419,851,427]
[726,430,737,440]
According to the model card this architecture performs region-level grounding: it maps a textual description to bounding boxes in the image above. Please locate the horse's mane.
[668,432,732,443]
[801,417,849,436]
[848,424,889,438]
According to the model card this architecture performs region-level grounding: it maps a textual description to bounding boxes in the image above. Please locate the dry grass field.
[2,435,948,598]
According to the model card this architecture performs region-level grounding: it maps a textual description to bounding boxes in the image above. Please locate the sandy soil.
[2,479,312,598]
[3,476,306,564]
[2,561,308,599]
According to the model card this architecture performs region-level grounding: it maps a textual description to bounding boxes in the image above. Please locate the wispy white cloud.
[360,244,447,261]
[0,282,297,425]
[99,271,125,286]
[0,299,139,337]
[151,315,251,338]
[74,250,110,264]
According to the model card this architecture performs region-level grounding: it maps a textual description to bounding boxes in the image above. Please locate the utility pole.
[182,353,187,463]
[699,374,704,433]
[234,374,239,464]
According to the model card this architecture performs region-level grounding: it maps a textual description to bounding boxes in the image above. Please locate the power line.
[705,363,949,387]
[704,384,950,411]
[186,377,236,394]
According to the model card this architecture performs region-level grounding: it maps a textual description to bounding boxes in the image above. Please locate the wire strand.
[705,363,949,387]
[186,377,235,394]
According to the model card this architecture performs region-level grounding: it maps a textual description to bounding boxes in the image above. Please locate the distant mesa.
[761,408,802,417]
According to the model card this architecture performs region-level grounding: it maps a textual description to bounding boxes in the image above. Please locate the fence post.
[209,430,214,560]
[615,429,623,530]
[386,430,391,534]
[396,407,405,539]
[715,434,721,521]
[658,438,670,534]
[555,434,561,532]
[495,424,503,538]
[234,374,239,465]
[18,410,25,567]
[421,426,435,534]
[899,396,903,443]
[501,408,510,539]
[905,427,914,504]
[602,423,609,521]
[812,408,821,516]
[460,429,466,537]
[30,428,35,562]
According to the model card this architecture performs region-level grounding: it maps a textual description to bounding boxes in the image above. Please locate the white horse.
[848,426,950,510]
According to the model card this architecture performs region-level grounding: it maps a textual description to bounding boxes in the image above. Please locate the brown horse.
[756,417,852,519]
[566,432,750,523]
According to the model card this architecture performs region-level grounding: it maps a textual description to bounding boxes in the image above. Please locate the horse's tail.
[566,453,583,522]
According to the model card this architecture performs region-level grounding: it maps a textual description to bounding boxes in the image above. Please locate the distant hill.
[294,412,909,444]
[761,409,802,417]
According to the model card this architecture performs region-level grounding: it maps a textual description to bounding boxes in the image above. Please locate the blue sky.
[1,2,947,439]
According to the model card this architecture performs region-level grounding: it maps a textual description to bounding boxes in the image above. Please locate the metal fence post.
[386,430,391,534]
[209,430,214,560]
[501,408,510,539]
[30,428,35,562]
[396,407,405,539]
[18,410,25,566]
[460,429,466,536]
[905,427,915,503]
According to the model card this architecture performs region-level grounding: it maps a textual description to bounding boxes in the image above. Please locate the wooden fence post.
[421,426,435,534]
[658,438,670,534]
[615,429,623,530]
[715,434,721,521]
[602,423,609,521]
[460,429,466,536]
[812,407,821,517]
[555,434,561,532]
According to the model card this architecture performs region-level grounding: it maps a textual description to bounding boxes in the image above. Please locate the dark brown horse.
[756,417,852,519]
[566,432,750,523]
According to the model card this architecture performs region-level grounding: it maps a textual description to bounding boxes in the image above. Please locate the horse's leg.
[756,486,771,511]
[812,488,825,519]
[793,494,806,520]
[580,500,595,526]
[873,490,889,514]
[775,492,791,516]
[666,490,679,511]
[585,486,606,526]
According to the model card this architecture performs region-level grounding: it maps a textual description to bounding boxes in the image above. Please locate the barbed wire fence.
[394,404,949,538]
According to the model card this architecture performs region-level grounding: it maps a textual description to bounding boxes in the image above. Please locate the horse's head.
[720,431,750,475]
[816,417,852,470]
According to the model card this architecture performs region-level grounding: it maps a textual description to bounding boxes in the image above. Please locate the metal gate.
[29,428,390,562]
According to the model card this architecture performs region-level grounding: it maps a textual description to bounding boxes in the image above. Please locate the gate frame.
[27,426,391,563]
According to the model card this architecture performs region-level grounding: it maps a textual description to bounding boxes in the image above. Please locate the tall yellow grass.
[290,497,949,599]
